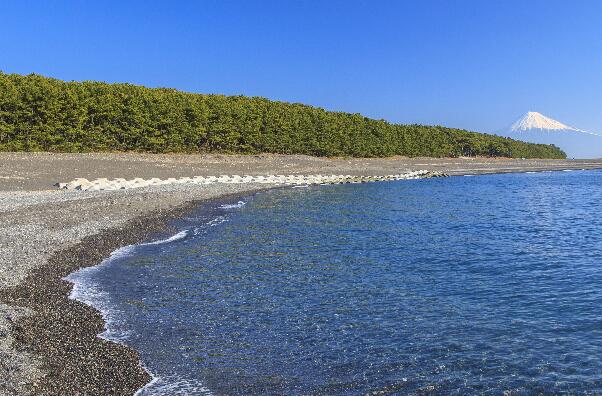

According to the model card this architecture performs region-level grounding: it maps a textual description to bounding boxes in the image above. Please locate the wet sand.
[0,152,601,395]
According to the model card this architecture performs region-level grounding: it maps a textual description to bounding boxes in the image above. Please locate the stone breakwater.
[56,171,447,191]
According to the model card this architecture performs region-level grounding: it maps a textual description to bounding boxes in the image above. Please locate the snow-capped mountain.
[510,111,582,133]
[499,112,602,159]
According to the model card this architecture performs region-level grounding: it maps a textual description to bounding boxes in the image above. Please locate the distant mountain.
[510,111,582,132]
[499,112,602,159]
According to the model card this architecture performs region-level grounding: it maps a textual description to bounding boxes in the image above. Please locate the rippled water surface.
[69,170,602,395]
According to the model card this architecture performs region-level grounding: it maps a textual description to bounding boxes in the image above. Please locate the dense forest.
[0,72,565,158]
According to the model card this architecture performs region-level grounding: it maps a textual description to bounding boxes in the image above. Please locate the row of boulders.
[55,171,447,191]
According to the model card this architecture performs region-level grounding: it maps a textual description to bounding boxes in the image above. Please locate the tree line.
[0,72,565,159]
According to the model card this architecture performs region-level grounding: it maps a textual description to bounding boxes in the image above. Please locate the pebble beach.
[1,152,601,395]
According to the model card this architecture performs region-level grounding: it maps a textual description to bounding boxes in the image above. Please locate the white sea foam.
[140,230,189,246]
[65,245,137,342]
[135,374,214,396]
[134,367,160,396]
[66,228,189,322]
[218,200,246,209]
[65,225,220,395]
[208,216,227,227]
[192,216,228,235]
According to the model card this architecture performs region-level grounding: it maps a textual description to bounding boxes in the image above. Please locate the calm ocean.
[67,170,602,395]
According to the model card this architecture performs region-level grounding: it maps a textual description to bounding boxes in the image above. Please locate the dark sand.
[0,194,258,395]
[1,152,601,395]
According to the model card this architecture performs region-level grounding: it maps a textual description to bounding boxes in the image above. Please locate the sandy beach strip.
[1,153,601,395]
[2,152,602,191]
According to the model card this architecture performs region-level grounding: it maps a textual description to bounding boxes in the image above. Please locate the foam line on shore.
[218,200,246,209]
[65,227,192,337]
[141,229,189,245]
[65,246,135,342]
[65,232,207,393]
[135,373,214,396]
[64,224,195,347]
[62,206,241,395]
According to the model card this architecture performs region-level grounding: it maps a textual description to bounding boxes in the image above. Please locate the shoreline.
[0,191,265,395]
[3,152,602,191]
[0,183,270,395]
[1,153,602,395]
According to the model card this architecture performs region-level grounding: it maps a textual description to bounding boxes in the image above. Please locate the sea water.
[67,170,602,395]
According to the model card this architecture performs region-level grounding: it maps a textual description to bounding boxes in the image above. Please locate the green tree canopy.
[0,72,566,159]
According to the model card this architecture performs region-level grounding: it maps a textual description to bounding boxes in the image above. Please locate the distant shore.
[2,152,602,191]
[1,153,601,395]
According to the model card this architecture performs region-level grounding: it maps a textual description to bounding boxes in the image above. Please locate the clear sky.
[2,0,602,133]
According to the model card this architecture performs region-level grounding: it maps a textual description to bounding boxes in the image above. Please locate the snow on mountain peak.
[501,112,602,158]
[510,111,579,132]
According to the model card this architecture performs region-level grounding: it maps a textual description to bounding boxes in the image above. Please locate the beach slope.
[1,153,601,394]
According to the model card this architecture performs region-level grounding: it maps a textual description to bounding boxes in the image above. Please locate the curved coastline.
[63,169,600,395]
[0,190,266,395]
[2,154,602,395]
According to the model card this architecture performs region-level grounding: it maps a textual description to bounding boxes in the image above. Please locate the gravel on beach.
[0,183,267,395]
[0,152,601,395]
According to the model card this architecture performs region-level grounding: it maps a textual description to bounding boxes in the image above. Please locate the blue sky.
[2,0,602,133]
